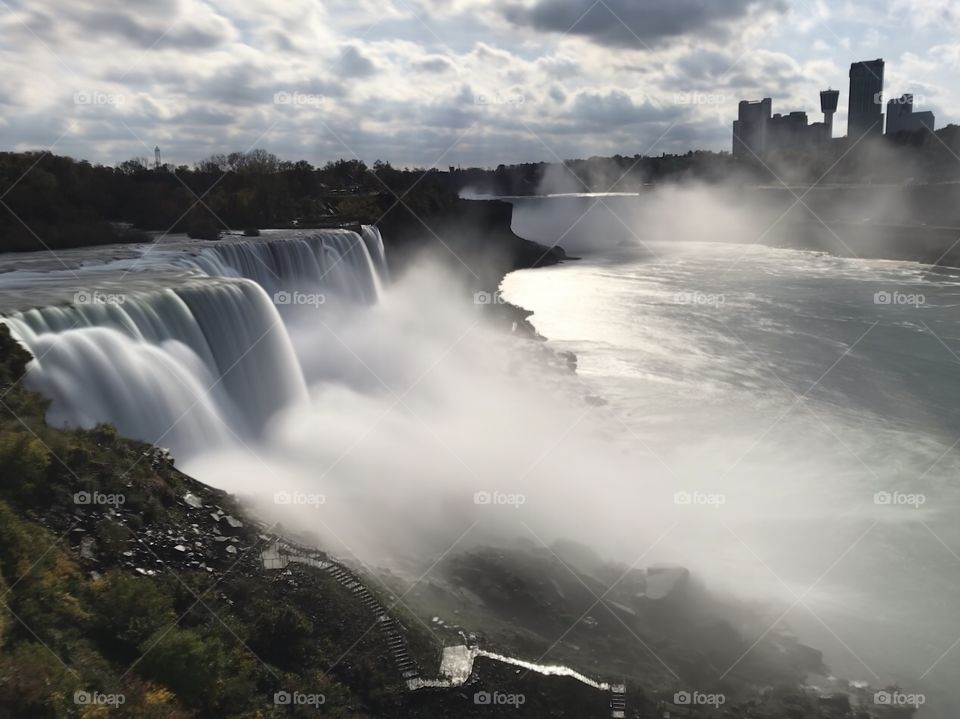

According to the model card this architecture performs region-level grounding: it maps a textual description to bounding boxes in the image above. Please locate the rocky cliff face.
[377,198,569,290]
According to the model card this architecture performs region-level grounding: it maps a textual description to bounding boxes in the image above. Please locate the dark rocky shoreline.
[377,198,570,292]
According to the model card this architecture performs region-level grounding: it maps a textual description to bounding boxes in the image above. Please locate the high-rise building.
[886,94,936,135]
[732,93,836,157]
[886,94,913,135]
[913,111,937,132]
[768,111,811,151]
[732,98,772,158]
[848,59,884,138]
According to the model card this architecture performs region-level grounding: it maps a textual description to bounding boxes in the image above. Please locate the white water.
[422,645,610,691]
[2,229,386,457]
[502,240,960,718]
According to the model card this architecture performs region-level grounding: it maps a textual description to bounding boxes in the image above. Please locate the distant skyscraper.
[913,110,936,132]
[732,98,772,158]
[886,94,936,135]
[768,111,810,151]
[848,59,884,138]
[886,94,913,135]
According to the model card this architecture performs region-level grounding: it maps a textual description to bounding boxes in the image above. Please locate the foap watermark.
[274,691,326,707]
[674,491,726,509]
[274,291,326,308]
[876,92,928,106]
[74,691,126,707]
[673,690,726,708]
[74,91,125,106]
[673,291,725,308]
[274,491,326,509]
[74,290,127,306]
[874,290,925,307]
[474,90,526,107]
[273,91,325,108]
[674,92,728,106]
[474,691,526,707]
[74,491,126,507]
[474,290,506,305]
[874,490,925,509]
[874,690,925,708]
[474,490,526,509]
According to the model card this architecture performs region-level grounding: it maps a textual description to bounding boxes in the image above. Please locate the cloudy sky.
[2,0,958,168]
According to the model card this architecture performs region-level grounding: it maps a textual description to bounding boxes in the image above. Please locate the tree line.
[2,125,958,254]
[0,150,457,252]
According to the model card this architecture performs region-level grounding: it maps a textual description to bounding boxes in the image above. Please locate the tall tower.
[848,59,884,138]
[154,146,161,170]
[820,89,839,139]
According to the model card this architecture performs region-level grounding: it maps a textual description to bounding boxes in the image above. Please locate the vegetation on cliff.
[0,324,438,718]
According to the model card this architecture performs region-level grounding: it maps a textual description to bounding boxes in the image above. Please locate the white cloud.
[0,0,954,167]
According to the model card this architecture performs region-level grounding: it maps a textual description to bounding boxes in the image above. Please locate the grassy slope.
[0,324,430,718]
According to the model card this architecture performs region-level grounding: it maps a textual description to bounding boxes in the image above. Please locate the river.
[502,237,960,718]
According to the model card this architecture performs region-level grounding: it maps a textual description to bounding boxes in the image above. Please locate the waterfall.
[361,225,389,281]
[2,227,387,459]
[176,229,385,304]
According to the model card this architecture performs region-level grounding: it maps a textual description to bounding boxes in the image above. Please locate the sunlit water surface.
[503,241,960,718]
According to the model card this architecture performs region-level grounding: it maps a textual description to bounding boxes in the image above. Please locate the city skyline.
[731,56,942,159]
[2,0,959,168]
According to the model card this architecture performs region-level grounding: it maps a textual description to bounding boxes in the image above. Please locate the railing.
[260,532,627,715]
[260,536,421,682]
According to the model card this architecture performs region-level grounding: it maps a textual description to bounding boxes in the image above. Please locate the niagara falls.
[2,1,960,718]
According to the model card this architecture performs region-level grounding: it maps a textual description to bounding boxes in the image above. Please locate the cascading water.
[361,225,389,281]
[176,228,386,303]
[1,228,387,459]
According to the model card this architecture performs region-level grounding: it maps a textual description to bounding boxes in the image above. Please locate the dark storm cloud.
[337,46,377,78]
[167,107,236,126]
[548,85,567,104]
[569,90,679,129]
[54,0,231,50]
[1,113,75,149]
[187,65,345,108]
[80,10,225,49]
[723,52,803,92]
[102,67,193,88]
[675,50,737,80]
[413,56,456,73]
[196,64,272,106]
[502,0,788,48]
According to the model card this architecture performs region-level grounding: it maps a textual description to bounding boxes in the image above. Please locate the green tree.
[137,628,228,708]
[93,572,176,649]
[249,604,315,669]
[0,433,50,499]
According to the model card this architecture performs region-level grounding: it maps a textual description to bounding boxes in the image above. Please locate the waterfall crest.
[177,229,385,304]
[2,227,387,458]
